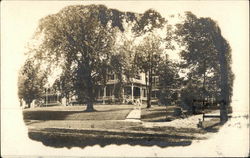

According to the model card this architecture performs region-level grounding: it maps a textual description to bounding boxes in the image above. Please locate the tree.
[18,58,47,108]
[135,33,164,108]
[175,12,234,121]
[110,21,139,102]
[134,9,173,108]
[176,13,219,103]
[55,67,74,105]
[25,5,168,110]
[110,39,137,102]
[134,9,166,35]
[210,25,234,122]
[157,61,181,105]
[31,5,117,111]
[180,81,203,110]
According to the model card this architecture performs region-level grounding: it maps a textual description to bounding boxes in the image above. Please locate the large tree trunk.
[79,60,95,112]
[202,60,207,110]
[85,89,95,111]
[86,102,94,111]
[117,73,124,103]
[147,84,152,108]
[27,99,31,108]
[114,81,123,103]
[112,73,123,103]
[213,28,229,123]
[147,71,152,108]
[85,72,95,112]
[218,43,229,123]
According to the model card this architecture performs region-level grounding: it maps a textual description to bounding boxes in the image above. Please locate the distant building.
[42,88,61,106]
[96,71,160,104]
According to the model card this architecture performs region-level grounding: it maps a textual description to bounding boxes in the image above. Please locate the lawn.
[23,104,133,121]
[141,105,179,122]
[23,104,224,148]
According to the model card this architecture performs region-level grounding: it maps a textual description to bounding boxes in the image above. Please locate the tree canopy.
[175,12,234,121]
[18,58,48,107]
[18,5,234,120]
[31,5,120,111]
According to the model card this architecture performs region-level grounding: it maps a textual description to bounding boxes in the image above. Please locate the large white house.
[96,71,160,104]
[40,71,160,106]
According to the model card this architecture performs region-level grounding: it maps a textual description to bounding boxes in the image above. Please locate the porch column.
[103,86,106,104]
[131,83,134,103]
[140,87,143,101]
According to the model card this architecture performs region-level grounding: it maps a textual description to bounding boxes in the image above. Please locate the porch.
[96,83,147,104]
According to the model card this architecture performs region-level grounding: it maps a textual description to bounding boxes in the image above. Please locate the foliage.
[18,58,48,107]
[135,33,165,108]
[180,82,203,109]
[157,61,182,105]
[19,5,234,118]
[31,5,119,111]
[175,12,234,120]
[134,9,166,34]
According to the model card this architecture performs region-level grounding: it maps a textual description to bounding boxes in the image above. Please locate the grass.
[25,120,141,131]
[23,104,133,121]
[23,104,224,148]
[141,105,179,122]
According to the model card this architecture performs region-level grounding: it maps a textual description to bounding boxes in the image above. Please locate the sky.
[1,0,249,157]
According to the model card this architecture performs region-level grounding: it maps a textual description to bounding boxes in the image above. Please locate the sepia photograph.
[1,0,249,157]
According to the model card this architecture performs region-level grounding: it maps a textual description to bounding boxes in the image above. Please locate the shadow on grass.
[97,108,133,113]
[146,119,168,122]
[23,108,132,120]
[141,111,166,119]
[23,111,85,120]
[28,128,193,148]
[203,122,222,133]
[26,118,221,148]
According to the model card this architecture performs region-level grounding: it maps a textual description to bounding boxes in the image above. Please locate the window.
[124,87,131,95]
[100,88,104,97]
[135,73,141,80]
[152,76,159,86]
[151,91,159,98]
[155,76,159,86]
[108,74,115,80]
[107,70,115,80]
[106,85,113,96]
[143,89,147,97]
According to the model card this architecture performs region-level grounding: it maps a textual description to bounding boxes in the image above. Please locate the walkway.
[125,105,141,121]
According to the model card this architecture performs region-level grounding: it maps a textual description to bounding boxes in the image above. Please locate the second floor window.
[153,76,159,86]
[135,73,141,80]
[108,74,115,80]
